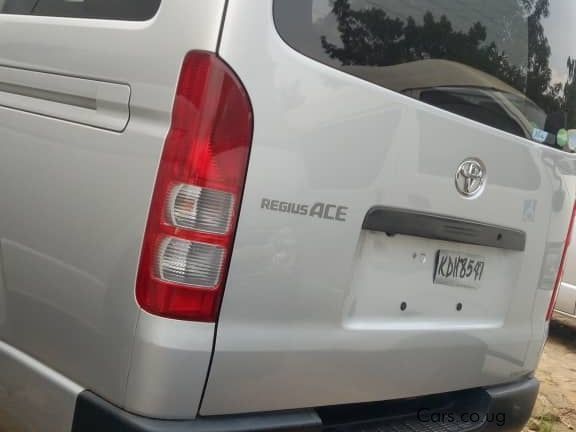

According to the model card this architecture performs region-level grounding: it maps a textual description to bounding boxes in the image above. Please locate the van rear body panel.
[200,0,576,415]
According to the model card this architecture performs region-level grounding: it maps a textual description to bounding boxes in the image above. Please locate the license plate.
[434,250,486,289]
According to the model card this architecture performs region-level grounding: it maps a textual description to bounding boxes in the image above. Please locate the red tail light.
[547,201,576,321]
[136,51,253,322]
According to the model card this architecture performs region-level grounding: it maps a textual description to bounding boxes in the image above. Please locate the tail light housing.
[547,201,576,321]
[136,51,253,322]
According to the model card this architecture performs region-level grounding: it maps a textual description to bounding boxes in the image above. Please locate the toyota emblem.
[455,158,486,198]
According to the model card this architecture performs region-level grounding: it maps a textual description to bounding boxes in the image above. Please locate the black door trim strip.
[362,207,526,251]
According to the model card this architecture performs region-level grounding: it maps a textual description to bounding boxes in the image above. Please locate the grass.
[528,412,561,432]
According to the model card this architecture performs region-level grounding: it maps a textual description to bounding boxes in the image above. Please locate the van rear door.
[200,0,576,415]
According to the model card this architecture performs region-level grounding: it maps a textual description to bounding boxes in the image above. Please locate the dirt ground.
[526,315,576,432]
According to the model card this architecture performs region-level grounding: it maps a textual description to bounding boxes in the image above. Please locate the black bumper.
[71,377,538,432]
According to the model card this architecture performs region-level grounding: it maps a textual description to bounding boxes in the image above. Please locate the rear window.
[0,0,160,20]
[274,0,576,151]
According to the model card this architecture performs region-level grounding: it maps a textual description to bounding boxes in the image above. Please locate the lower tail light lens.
[547,201,576,321]
[157,238,224,288]
[136,51,253,322]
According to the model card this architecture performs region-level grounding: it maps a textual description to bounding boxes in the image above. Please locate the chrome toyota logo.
[455,158,486,198]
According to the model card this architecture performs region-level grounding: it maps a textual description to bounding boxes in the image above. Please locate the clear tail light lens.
[136,51,253,322]
[547,201,576,321]
[156,238,225,288]
[167,184,234,234]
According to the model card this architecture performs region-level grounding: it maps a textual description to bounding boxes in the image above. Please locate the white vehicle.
[0,1,575,431]
[556,229,576,319]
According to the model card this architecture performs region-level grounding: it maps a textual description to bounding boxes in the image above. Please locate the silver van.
[0,1,575,431]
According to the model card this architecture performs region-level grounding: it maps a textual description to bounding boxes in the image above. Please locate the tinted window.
[274,0,576,151]
[0,0,160,20]
[0,0,35,13]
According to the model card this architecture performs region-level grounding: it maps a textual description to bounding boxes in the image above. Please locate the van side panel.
[0,340,82,432]
[123,314,215,419]
[0,0,226,423]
